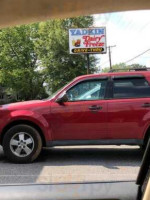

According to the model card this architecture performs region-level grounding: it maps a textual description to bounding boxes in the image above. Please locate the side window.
[113,77,150,99]
[66,79,107,101]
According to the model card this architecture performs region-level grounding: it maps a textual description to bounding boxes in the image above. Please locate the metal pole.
[87,54,90,74]
[108,46,112,70]
[107,45,116,71]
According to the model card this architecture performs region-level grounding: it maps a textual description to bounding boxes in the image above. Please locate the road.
[0,145,143,184]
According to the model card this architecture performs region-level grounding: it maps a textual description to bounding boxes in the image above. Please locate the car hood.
[1,100,46,110]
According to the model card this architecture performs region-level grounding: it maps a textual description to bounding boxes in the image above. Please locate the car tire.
[3,124,42,163]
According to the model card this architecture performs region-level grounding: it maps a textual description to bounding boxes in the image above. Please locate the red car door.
[107,75,150,141]
[50,78,108,141]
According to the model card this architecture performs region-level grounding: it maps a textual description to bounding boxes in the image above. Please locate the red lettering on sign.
[82,35,105,47]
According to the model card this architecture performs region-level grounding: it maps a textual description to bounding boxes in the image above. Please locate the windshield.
[0,10,148,187]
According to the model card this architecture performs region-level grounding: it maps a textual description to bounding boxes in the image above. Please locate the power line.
[124,49,150,64]
[100,59,109,67]
[100,46,116,69]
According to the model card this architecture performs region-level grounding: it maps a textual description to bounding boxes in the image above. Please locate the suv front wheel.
[3,124,42,163]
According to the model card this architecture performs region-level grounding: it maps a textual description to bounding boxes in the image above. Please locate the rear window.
[113,77,150,99]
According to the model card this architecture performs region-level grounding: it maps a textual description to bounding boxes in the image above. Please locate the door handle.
[142,103,150,108]
[88,105,102,111]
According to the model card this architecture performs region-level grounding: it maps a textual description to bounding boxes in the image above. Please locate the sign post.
[69,27,107,74]
[86,54,90,74]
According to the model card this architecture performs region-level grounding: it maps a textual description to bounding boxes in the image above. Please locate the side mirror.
[56,91,68,103]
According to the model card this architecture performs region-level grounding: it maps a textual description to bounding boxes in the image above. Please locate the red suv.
[1,71,150,163]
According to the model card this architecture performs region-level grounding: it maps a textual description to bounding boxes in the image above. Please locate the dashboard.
[0,181,138,200]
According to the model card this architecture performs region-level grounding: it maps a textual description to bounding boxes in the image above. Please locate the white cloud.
[94,10,150,70]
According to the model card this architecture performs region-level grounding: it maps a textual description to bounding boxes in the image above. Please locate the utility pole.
[107,45,116,70]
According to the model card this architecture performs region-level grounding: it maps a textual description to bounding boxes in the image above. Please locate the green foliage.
[0,24,47,101]
[102,63,146,73]
[35,16,97,93]
[0,16,97,102]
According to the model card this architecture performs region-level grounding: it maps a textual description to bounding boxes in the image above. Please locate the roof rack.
[109,68,150,72]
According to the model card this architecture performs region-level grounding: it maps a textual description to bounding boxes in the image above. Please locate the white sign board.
[69,27,106,54]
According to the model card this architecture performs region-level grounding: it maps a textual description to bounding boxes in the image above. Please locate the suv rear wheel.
[3,124,42,163]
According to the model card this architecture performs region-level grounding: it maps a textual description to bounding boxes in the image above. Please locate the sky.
[94,10,150,70]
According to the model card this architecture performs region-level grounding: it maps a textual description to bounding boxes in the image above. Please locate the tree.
[102,63,146,72]
[129,63,146,69]
[0,16,97,102]
[0,24,48,101]
[35,16,97,93]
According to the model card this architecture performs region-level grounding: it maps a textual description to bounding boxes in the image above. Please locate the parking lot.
[0,145,143,184]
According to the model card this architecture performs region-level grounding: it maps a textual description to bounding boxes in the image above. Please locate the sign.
[69,27,106,54]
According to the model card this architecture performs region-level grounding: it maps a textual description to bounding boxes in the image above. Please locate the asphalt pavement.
[0,145,143,184]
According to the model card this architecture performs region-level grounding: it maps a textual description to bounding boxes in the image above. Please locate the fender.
[0,110,52,141]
